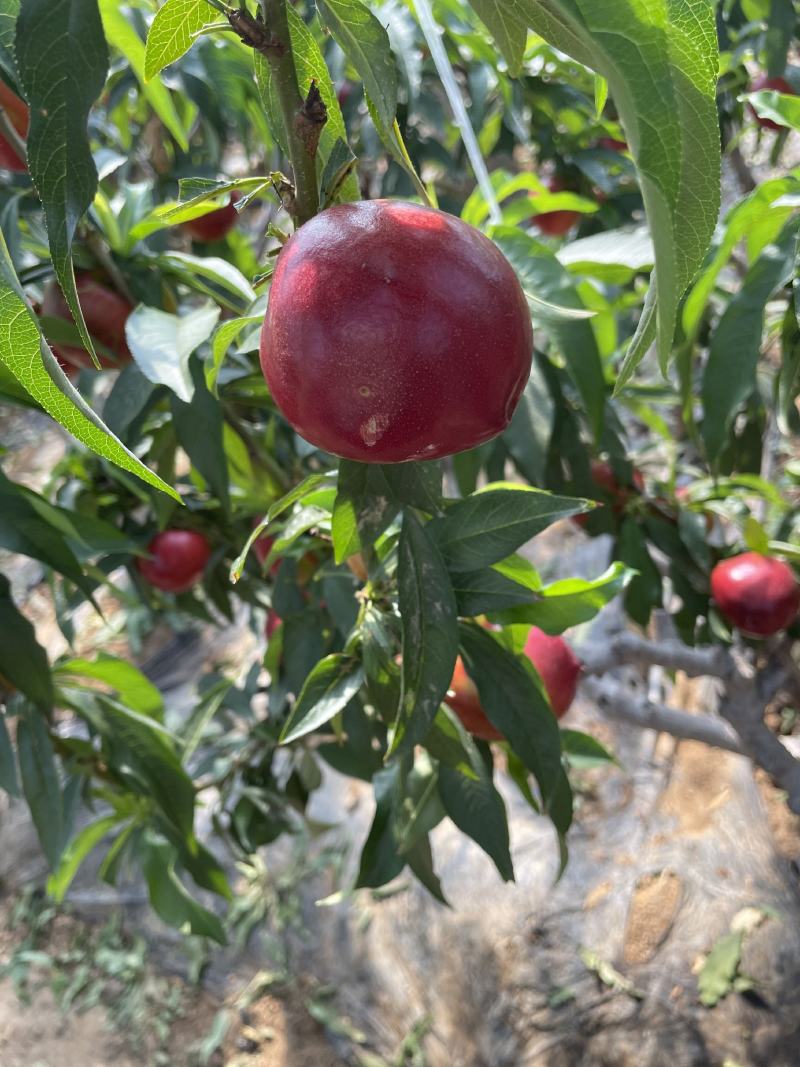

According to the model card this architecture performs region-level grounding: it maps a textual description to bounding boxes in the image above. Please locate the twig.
[230,2,324,225]
[581,632,732,680]
[583,675,745,755]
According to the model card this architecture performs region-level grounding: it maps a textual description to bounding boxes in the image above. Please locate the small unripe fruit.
[533,178,581,238]
[137,530,211,593]
[749,74,795,131]
[260,199,532,463]
[711,552,800,637]
[42,272,133,370]
[0,81,28,172]
[445,628,582,740]
[182,193,240,242]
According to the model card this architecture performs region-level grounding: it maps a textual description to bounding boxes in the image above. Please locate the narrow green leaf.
[702,216,800,464]
[394,512,459,754]
[492,562,635,631]
[144,0,217,81]
[355,765,405,889]
[55,653,163,720]
[281,656,365,744]
[468,0,527,76]
[458,622,562,804]
[171,356,230,512]
[17,708,64,869]
[207,313,262,392]
[430,486,588,572]
[439,763,514,882]
[99,0,193,150]
[406,834,448,905]
[451,566,537,617]
[316,0,397,132]
[16,0,108,365]
[0,232,178,499]
[142,834,226,943]
[47,814,121,902]
[504,0,719,375]
[560,729,617,769]
[0,574,53,711]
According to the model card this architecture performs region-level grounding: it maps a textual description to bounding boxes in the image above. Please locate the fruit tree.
[0,0,798,939]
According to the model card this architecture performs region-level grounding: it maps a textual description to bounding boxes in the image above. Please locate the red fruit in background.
[711,552,800,637]
[523,627,582,718]
[183,192,240,242]
[749,74,795,131]
[533,178,581,238]
[260,199,532,463]
[265,609,281,639]
[598,136,627,152]
[572,459,644,527]
[445,657,504,741]
[445,628,582,740]
[137,530,211,594]
[41,272,133,371]
[0,81,28,172]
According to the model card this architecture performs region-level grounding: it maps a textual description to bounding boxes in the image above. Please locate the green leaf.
[394,512,459,754]
[0,0,19,78]
[429,485,588,572]
[17,707,64,869]
[423,709,479,780]
[332,461,400,564]
[698,931,744,1007]
[99,0,193,150]
[558,226,654,284]
[315,0,397,132]
[493,229,606,439]
[439,761,514,882]
[16,0,108,366]
[0,232,178,499]
[0,573,53,711]
[254,4,359,202]
[281,656,365,744]
[503,359,554,486]
[126,302,221,402]
[171,356,230,512]
[47,814,121,902]
[355,765,406,889]
[144,0,217,81]
[458,622,562,805]
[702,216,800,464]
[502,0,720,383]
[156,252,256,308]
[491,562,634,631]
[765,0,794,78]
[745,88,800,131]
[451,566,538,617]
[141,834,226,942]
[617,518,661,626]
[55,654,163,720]
[0,712,19,796]
[87,697,195,837]
[468,0,527,76]
[180,677,232,761]
[207,312,262,392]
[560,729,617,769]
[406,834,448,905]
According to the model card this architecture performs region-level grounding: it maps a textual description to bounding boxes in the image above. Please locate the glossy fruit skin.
[533,178,580,237]
[0,81,28,172]
[749,74,794,131]
[42,272,133,371]
[711,553,800,637]
[183,193,239,242]
[259,199,532,463]
[445,628,582,740]
[524,627,582,717]
[573,459,644,527]
[137,530,211,594]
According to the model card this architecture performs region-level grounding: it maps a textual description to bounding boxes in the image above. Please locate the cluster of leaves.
[0,0,797,939]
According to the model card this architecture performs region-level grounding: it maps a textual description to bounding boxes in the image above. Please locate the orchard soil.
[3,141,800,1067]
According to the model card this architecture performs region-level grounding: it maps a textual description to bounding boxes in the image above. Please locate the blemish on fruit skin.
[360,414,389,447]
[358,385,371,398]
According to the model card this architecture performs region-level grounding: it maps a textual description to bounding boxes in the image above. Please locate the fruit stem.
[259,0,323,226]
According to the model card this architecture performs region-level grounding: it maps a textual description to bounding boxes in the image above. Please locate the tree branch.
[583,676,745,755]
[581,632,732,680]
[231,1,324,225]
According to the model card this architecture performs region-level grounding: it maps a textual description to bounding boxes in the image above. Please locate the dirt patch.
[622,870,682,964]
